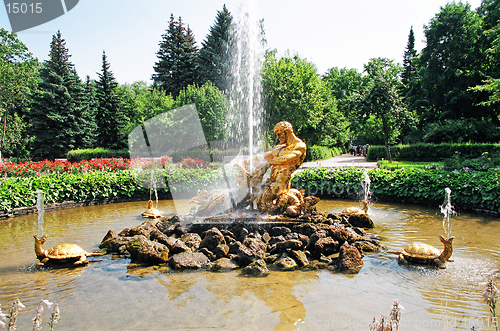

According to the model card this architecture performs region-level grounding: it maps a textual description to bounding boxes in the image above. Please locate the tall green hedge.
[367,143,500,162]
[304,146,345,162]
[67,148,130,162]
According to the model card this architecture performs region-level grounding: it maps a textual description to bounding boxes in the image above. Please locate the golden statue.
[191,121,318,218]
[256,121,307,211]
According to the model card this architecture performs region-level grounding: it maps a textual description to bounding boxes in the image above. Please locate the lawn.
[377,160,444,170]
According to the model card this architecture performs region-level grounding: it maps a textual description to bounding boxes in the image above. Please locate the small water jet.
[440,187,455,238]
[362,170,371,203]
[36,189,44,236]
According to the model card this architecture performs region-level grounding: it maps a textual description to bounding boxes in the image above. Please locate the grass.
[377,160,444,170]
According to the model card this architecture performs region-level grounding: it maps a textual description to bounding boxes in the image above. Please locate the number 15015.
[5,3,42,14]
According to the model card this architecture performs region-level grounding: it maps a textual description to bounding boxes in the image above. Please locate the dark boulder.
[211,258,239,272]
[169,252,212,270]
[347,213,374,228]
[199,227,226,253]
[241,259,269,276]
[269,226,291,237]
[180,233,202,250]
[288,250,309,267]
[338,242,364,272]
[274,253,298,271]
[314,237,340,255]
[126,235,169,264]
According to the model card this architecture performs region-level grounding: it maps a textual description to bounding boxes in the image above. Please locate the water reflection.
[0,200,499,330]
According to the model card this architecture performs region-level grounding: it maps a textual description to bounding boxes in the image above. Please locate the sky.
[1,0,483,85]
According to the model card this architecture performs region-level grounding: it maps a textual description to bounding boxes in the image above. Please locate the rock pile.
[99,212,381,275]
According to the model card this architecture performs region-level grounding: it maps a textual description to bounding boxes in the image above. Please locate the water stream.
[1,200,499,330]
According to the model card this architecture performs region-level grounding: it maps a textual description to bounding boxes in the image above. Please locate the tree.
[197,5,233,91]
[95,51,127,149]
[358,58,413,161]
[175,82,229,144]
[29,31,90,159]
[469,0,500,121]
[419,3,487,123]
[80,75,98,147]
[402,26,417,88]
[262,51,348,147]
[0,28,38,158]
[322,67,362,143]
[116,81,175,136]
[152,14,199,97]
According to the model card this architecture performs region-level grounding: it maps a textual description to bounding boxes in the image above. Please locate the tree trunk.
[384,136,392,162]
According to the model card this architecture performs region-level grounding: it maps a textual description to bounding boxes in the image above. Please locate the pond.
[0,199,499,330]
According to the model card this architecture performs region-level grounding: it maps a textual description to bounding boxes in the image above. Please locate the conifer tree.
[29,30,89,159]
[402,26,417,87]
[95,51,126,149]
[152,14,199,97]
[80,75,98,147]
[197,5,233,91]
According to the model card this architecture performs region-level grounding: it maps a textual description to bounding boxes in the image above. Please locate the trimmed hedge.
[2,165,499,215]
[67,148,130,162]
[367,143,500,162]
[292,167,500,214]
[304,146,345,162]
[0,167,226,213]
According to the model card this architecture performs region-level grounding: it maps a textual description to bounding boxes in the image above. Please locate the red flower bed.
[0,156,175,177]
[178,157,212,169]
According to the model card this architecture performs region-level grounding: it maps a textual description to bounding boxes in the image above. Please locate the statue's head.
[273,121,293,144]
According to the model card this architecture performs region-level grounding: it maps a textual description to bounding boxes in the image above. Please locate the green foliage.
[95,51,127,149]
[28,31,92,160]
[443,151,500,172]
[67,148,130,162]
[0,28,39,158]
[292,167,366,200]
[0,167,225,212]
[357,58,414,160]
[262,51,349,147]
[369,167,500,213]
[419,3,488,122]
[116,81,175,137]
[197,5,232,91]
[422,118,500,143]
[402,26,418,88]
[153,14,198,97]
[367,143,500,161]
[292,166,500,214]
[377,160,443,170]
[175,82,229,143]
[304,146,344,162]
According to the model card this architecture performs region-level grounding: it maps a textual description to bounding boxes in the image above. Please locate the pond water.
[0,199,499,330]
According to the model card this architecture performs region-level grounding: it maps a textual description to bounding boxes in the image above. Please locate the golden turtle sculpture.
[34,235,103,267]
[142,200,163,218]
[394,235,454,269]
[340,200,368,215]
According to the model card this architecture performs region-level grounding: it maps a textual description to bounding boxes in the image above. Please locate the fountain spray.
[440,187,455,237]
[227,0,264,176]
[36,189,45,236]
[362,171,371,203]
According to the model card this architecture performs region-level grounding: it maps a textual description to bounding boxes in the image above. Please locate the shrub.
[67,148,130,162]
[304,146,344,162]
[178,158,212,169]
[292,166,500,214]
[367,143,500,162]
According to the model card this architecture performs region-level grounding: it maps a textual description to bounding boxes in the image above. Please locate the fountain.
[440,187,454,238]
[226,0,265,171]
[36,189,44,236]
